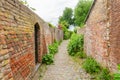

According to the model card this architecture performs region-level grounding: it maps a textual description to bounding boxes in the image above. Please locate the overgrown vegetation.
[64,30,72,40]
[74,0,92,27]
[67,33,112,80]
[42,41,61,65]
[59,7,74,25]
[59,21,73,40]
[67,33,84,56]
[97,68,112,80]
[48,41,59,55]
[83,57,100,74]
[82,57,112,80]
[42,54,54,65]
[114,65,120,80]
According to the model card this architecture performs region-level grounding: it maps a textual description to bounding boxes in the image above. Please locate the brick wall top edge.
[5,0,45,23]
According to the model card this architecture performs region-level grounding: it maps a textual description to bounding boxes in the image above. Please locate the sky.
[27,0,79,26]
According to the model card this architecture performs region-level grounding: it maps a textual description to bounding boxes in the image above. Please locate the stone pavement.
[41,40,91,80]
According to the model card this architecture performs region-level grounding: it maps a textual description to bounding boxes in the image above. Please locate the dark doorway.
[34,23,40,64]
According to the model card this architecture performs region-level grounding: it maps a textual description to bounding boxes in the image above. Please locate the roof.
[84,0,97,23]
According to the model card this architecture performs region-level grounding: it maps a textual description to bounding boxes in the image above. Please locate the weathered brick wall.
[43,23,63,52]
[55,28,63,42]
[43,23,53,47]
[85,0,110,69]
[108,0,120,71]
[85,0,120,72]
[0,0,63,80]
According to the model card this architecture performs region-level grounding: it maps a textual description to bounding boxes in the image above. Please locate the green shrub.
[42,54,54,65]
[76,51,86,59]
[42,41,60,65]
[64,31,71,40]
[114,65,120,80]
[48,42,58,55]
[82,57,100,74]
[97,68,112,80]
[67,33,84,56]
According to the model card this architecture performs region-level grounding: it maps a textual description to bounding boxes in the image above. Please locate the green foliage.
[48,23,55,28]
[64,31,72,40]
[48,42,58,55]
[59,7,74,25]
[42,41,59,65]
[60,21,70,29]
[59,21,73,40]
[114,65,120,80]
[97,68,112,80]
[76,51,86,59]
[67,33,84,56]
[42,54,54,65]
[74,0,92,27]
[82,57,101,74]
[19,0,28,5]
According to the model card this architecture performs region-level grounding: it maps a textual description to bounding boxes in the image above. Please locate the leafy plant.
[59,21,73,40]
[76,51,86,59]
[82,57,100,74]
[97,68,112,80]
[67,33,84,56]
[42,54,54,65]
[48,42,58,55]
[64,31,72,40]
[42,41,59,65]
[114,65,120,80]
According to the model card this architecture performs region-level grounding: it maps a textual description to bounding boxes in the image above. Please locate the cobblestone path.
[42,40,91,80]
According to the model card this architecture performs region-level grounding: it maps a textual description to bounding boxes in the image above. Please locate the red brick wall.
[85,0,120,72]
[109,0,120,71]
[44,23,63,49]
[0,0,63,80]
[85,0,110,70]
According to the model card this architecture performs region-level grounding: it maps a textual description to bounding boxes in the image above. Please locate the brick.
[0,0,63,79]
[2,59,9,67]
[0,49,9,56]
[84,0,120,72]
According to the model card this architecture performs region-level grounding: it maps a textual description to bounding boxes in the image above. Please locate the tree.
[59,7,73,25]
[60,21,69,29]
[74,0,92,27]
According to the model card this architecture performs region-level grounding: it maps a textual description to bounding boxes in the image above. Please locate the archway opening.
[34,23,40,64]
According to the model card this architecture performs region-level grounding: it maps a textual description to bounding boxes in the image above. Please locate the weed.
[42,54,54,65]
[82,57,100,74]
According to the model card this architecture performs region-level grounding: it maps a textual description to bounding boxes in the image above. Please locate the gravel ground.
[41,40,91,80]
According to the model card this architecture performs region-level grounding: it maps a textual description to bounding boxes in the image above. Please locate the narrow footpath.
[40,40,91,80]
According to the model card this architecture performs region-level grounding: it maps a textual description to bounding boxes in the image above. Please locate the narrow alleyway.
[39,40,91,80]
